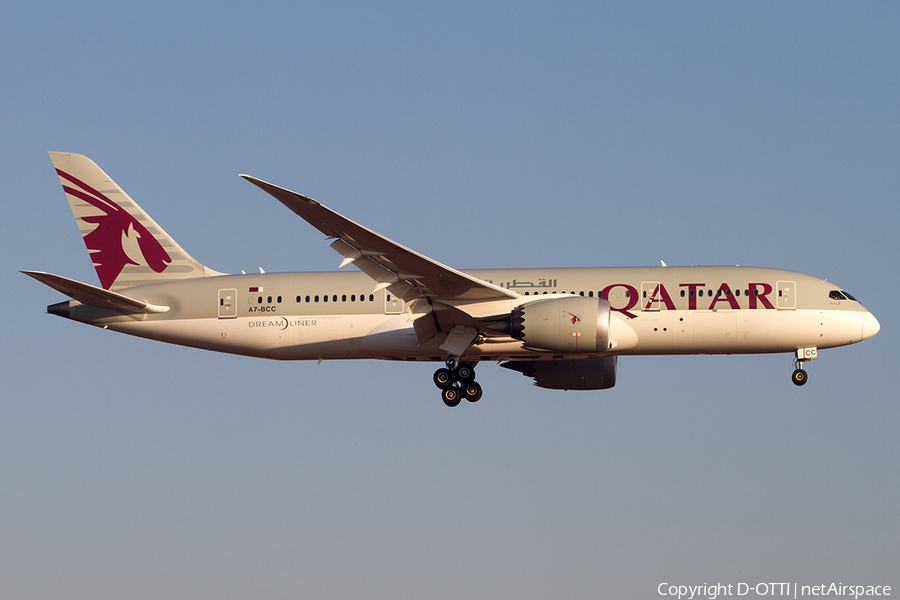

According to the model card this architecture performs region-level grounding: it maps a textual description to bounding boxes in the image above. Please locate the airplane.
[24,152,880,406]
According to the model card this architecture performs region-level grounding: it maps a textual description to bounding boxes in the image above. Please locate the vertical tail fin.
[48,152,222,290]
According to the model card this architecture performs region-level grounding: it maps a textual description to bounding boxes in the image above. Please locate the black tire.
[442,387,462,407]
[791,369,808,386]
[463,381,483,403]
[455,365,475,384]
[433,368,454,389]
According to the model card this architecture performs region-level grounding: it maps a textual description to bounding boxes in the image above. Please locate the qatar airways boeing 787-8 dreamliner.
[24,152,880,406]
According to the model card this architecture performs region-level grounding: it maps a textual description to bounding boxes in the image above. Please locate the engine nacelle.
[501,357,618,390]
[492,296,612,353]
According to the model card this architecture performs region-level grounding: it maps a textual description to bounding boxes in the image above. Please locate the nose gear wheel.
[791,357,809,386]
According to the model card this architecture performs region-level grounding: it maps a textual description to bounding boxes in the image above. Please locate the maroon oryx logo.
[57,168,171,289]
[567,312,581,325]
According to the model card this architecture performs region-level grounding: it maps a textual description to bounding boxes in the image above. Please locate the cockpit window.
[829,290,847,300]
[842,291,858,302]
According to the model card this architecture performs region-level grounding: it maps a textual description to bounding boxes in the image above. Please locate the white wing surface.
[241,176,518,305]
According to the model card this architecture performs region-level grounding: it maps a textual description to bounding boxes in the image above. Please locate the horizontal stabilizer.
[21,271,170,313]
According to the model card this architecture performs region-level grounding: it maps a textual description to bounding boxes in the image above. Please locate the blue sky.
[2,2,898,598]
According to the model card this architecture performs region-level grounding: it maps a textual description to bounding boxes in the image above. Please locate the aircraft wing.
[240,176,519,304]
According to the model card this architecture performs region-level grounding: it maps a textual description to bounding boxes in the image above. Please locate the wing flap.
[22,271,170,313]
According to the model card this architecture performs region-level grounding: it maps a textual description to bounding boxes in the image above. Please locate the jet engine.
[489,296,611,353]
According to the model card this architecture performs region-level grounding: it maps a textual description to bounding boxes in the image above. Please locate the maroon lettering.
[602,283,639,318]
[708,283,740,310]
[645,283,676,311]
[601,281,778,313]
[679,283,706,310]
[748,282,775,310]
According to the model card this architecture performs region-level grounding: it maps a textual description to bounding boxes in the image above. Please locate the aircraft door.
[776,280,796,310]
[218,288,237,318]
[385,292,404,314]
[641,281,661,311]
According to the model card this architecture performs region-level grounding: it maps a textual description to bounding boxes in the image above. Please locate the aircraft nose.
[862,311,881,340]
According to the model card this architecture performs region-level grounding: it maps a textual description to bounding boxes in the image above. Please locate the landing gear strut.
[791,358,809,386]
[434,358,482,406]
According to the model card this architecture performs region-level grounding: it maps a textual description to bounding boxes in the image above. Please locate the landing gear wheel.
[462,381,483,403]
[455,364,475,384]
[791,368,808,386]
[433,368,454,389]
[442,387,462,407]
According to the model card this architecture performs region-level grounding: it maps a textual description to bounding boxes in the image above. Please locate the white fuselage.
[58,265,879,364]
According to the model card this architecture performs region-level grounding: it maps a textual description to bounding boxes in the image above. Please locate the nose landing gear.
[434,358,482,406]
[791,347,817,386]
[791,363,809,386]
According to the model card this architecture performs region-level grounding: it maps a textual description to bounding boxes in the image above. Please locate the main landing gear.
[433,359,483,407]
